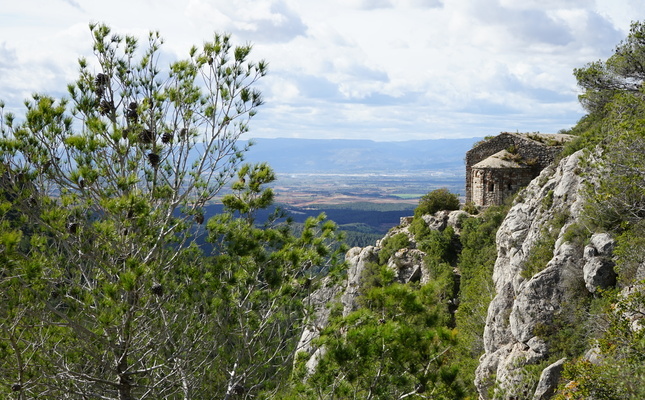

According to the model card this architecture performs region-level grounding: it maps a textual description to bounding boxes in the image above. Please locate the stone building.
[465,132,572,207]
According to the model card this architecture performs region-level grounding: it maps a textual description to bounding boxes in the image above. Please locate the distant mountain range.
[241,138,482,173]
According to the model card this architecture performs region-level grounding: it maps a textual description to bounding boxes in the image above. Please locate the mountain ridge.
[241,137,482,173]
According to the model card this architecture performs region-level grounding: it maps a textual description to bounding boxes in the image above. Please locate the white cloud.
[185,0,307,42]
[0,0,644,140]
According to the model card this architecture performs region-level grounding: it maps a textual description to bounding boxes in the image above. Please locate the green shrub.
[414,188,460,217]
[417,226,457,266]
[613,220,645,285]
[542,189,554,209]
[453,204,509,397]
[359,261,395,290]
[378,232,410,265]
[521,233,555,279]
[562,222,590,248]
[462,202,478,215]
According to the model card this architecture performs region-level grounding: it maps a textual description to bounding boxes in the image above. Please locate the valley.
[270,170,465,207]
[213,168,466,247]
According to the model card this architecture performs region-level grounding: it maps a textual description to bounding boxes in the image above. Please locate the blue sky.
[0,0,642,141]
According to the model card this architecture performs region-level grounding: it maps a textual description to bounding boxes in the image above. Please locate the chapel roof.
[472,150,529,169]
[500,132,574,146]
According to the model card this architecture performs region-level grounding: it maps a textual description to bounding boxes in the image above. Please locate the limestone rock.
[583,233,616,292]
[341,246,378,316]
[448,210,469,234]
[583,257,616,292]
[532,358,566,400]
[421,210,450,231]
[527,337,548,358]
[590,232,615,255]
[388,248,427,284]
[475,150,594,399]
[510,242,579,344]
[584,345,602,365]
[295,277,344,374]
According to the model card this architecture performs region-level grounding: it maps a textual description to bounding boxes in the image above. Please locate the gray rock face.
[475,151,607,399]
[422,210,450,231]
[388,248,427,284]
[533,358,566,400]
[342,246,378,316]
[583,233,616,292]
[295,277,344,375]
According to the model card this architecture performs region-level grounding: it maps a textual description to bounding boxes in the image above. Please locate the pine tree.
[0,24,344,399]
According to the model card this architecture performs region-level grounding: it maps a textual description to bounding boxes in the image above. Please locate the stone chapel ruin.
[465,132,572,207]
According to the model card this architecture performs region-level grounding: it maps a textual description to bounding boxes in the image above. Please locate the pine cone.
[99,99,114,115]
[162,132,173,144]
[151,283,163,297]
[139,129,155,144]
[95,73,109,87]
[125,108,138,122]
[148,153,160,167]
[195,213,204,224]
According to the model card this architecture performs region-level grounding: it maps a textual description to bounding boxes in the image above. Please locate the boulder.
[341,246,378,316]
[583,257,616,292]
[421,210,450,231]
[388,248,427,284]
[448,210,469,234]
[583,233,616,292]
[295,277,344,375]
[532,358,566,400]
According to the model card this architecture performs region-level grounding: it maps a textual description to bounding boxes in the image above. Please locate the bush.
[414,188,460,217]
[378,232,410,265]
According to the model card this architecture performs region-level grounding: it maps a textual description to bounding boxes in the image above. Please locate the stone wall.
[471,167,536,207]
[465,133,569,205]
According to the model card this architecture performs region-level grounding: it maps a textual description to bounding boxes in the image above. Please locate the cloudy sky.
[0,0,642,141]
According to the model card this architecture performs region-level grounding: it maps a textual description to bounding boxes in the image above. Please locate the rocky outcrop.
[297,209,467,374]
[583,233,616,292]
[475,150,615,399]
[294,276,344,375]
[533,358,566,400]
[342,246,379,316]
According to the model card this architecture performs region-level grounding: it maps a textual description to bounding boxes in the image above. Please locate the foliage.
[414,188,460,218]
[548,20,645,399]
[462,202,479,215]
[453,205,508,396]
[206,183,346,397]
[360,232,410,290]
[574,21,645,114]
[0,23,346,400]
[301,282,464,400]
[338,223,383,248]
[554,288,645,400]
[378,232,410,265]
[613,220,645,285]
[520,212,568,279]
[582,114,645,231]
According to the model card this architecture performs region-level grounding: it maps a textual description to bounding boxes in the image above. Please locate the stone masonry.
[465,132,572,207]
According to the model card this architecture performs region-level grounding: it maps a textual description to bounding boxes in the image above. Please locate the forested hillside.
[2,19,645,400]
